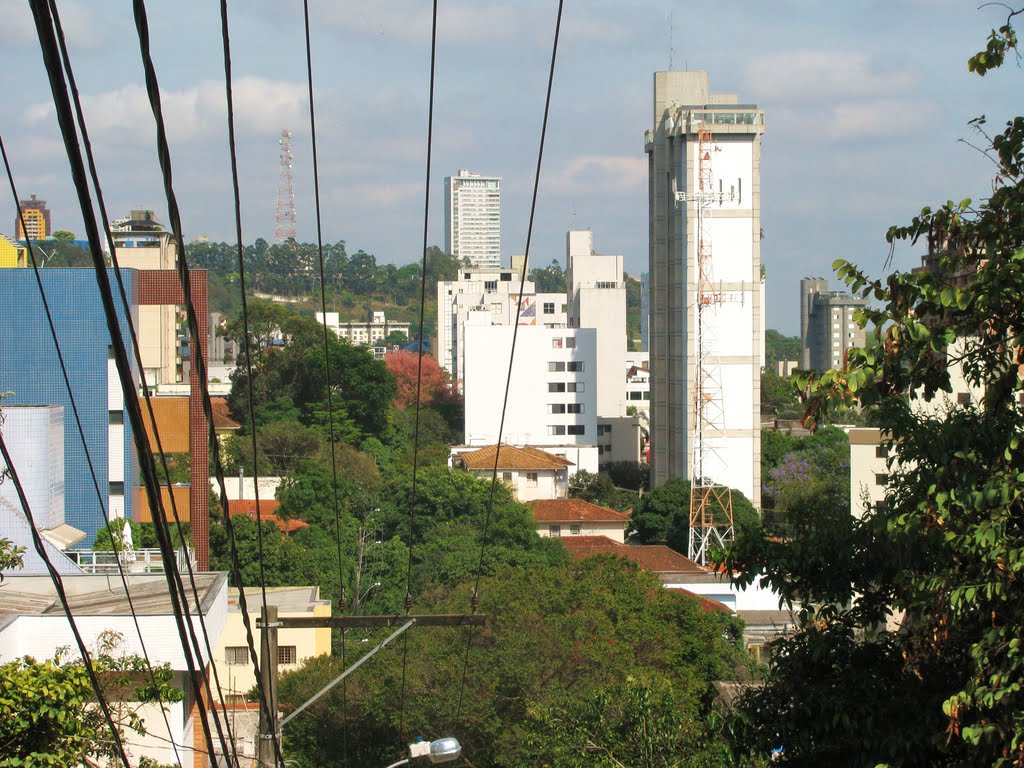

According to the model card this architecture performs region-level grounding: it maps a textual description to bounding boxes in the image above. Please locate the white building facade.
[463,325,596,447]
[445,170,501,269]
[645,70,764,505]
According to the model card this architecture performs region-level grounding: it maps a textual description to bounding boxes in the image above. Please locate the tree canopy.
[726,14,1024,766]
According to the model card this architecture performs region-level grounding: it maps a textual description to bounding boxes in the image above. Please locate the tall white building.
[445,170,501,269]
[645,70,764,505]
[463,325,596,448]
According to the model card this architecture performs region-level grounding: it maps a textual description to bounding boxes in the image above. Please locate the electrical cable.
[0,430,133,768]
[300,2,350,765]
[397,0,440,741]
[128,0,286,763]
[454,0,566,726]
[1,132,185,768]
[28,2,227,764]
[42,4,241,762]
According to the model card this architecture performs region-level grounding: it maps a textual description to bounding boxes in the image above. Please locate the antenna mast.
[676,121,735,565]
[274,129,297,244]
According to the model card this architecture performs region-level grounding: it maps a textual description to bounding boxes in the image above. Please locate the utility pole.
[257,605,279,768]
[254,612,486,767]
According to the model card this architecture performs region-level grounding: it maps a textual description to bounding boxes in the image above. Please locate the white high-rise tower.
[445,170,501,268]
[645,70,764,510]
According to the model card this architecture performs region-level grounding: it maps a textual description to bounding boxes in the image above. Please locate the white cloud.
[25,77,309,146]
[768,97,937,142]
[546,154,647,195]
[744,50,916,103]
[0,1,105,49]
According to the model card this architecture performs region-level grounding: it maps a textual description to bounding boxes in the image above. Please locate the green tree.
[632,478,760,552]
[276,558,749,768]
[528,258,565,292]
[764,328,801,365]
[568,469,636,511]
[728,14,1024,766]
[0,632,182,767]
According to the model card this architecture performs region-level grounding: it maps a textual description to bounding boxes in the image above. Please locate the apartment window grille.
[567,382,584,393]
[548,383,566,393]
[543,302,555,314]
[484,281,497,291]
[549,525,561,537]
[549,404,567,414]
[548,425,566,436]
[548,361,566,372]
[570,524,582,535]
[526,472,539,487]
[502,471,512,482]
[278,646,297,665]
[567,403,583,414]
[224,647,248,665]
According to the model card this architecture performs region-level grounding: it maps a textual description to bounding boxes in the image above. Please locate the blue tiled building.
[0,268,139,546]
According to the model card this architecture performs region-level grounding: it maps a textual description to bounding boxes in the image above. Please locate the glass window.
[567,403,583,414]
[543,302,555,314]
[278,646,297,665]
[565,337,575,349]
[567,425,585,435]
[484,280,497,291]
[567,382,584,393]
[548,361,566,372]
[549,525,561,537]
[875,446,888,459]
[502,471,512,482]
[526,472,539,487]
[567,361,584,372]
[224,647,248,665]
[552,338,563,348]
[548,383,566,393]
[570,524,582,535]
[549,404,567,414]
[109,481,125,496]
[548,425,566,435]
[108,410,124,425]
[875,473,888,486]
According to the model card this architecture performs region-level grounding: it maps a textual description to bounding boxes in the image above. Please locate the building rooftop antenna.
[274,129,297,244]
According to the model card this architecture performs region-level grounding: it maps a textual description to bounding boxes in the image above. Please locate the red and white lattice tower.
[676,123,734,565]
[274,129,297,244]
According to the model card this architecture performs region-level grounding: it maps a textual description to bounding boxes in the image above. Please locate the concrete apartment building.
[436,259,566,391]
[445,169,501,269]
[316,310,410,347]
[14,193,51,240]
[463,325,597,447]
[645,70,764,504]
[800,277,868,371]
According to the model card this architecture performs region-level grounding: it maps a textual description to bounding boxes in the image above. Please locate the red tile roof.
[670,587,732,614]
[228,499,308,534]
[211,397,241,431]
[559,537,705,574]
[456,444,573,471]
[529,498,630,524]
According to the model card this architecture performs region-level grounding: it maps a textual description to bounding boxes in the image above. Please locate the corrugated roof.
[456,444,573,471]
[529,498,630,523]
[560,537,706,574]
[736,609,798,628]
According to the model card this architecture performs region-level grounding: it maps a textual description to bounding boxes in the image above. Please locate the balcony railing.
[67,546,196,574]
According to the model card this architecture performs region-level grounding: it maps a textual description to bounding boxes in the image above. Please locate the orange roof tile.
[560,537,705,574]
[529,498,630,524]
[210,397,241,431]
[671,587,732,614]
[456,444,573,471]
[227,499,308,534]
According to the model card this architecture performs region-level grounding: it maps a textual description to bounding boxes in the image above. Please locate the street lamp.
[383,737,462,768]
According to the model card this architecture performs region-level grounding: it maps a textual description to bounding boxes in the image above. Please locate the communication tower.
[274,129,297,244]
[675,123,735,564]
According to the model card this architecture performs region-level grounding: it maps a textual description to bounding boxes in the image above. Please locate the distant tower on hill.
[15,194,51,240]
[274,129,297,244]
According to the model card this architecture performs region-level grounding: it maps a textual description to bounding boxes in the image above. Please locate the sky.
[1,1,1019,335]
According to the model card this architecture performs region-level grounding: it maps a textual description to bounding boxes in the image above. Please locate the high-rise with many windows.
[445,169,501,268]
[15,194,51,240]
[645,70,764,506]
[800,277,868,372]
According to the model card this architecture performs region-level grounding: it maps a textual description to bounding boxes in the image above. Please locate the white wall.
[0,406,64,530]
[464,325,597,447]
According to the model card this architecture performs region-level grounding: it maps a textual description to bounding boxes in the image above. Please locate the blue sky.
[1,1,1019,335]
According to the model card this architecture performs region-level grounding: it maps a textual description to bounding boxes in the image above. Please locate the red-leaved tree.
[384,350,452,409]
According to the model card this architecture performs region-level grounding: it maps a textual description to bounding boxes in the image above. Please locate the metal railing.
[67,546,196,574]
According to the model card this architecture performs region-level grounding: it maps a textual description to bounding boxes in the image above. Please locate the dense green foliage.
[764,329,801,365]
[727,15,1024,766]
[0,632,181,767]
[277,558,750,768]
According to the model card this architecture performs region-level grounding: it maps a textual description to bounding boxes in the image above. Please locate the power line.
[42,3,240,762]
[29,1,227,763]
[301,1,350,765]
[1,131,185,768]
[0,429,133,768]
[455,0,566,726]
[398,0,440,742]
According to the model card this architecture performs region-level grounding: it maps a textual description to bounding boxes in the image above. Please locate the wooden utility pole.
[257,605,279,768]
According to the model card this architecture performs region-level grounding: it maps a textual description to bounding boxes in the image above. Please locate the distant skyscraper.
[445,170,501,268]
[799,277,868,371]
[15,194,51,240]
[646,70,764,507]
